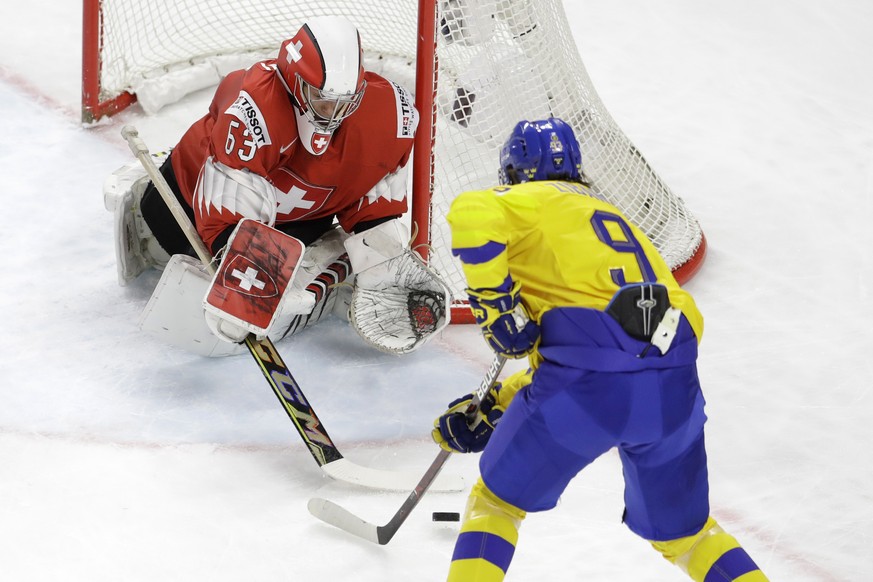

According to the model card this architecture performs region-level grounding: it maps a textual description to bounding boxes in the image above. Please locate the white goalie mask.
[277,16,367,156]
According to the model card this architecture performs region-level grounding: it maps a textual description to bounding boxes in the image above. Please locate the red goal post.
[82,0,706,324]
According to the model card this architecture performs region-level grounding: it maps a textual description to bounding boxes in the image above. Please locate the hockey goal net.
[83,0,706,323]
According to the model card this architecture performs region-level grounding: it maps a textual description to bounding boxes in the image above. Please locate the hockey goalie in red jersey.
[104,16,449,357]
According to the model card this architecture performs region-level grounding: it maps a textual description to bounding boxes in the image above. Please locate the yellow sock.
[447,478,526,582]
[651,517,768,581]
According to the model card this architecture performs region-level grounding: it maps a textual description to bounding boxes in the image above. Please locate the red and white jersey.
[170,61,418,251]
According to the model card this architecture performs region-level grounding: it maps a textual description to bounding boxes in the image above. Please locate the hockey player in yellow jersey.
[432,118,768,581]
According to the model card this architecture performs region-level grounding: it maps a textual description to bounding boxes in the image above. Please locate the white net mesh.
[97,0,417,101]
[427,1,704,292]
[93,0,705,316]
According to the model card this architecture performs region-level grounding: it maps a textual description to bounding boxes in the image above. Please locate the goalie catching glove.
[344,219,451,354]
[432,385,506,454]
[468,281,539,358]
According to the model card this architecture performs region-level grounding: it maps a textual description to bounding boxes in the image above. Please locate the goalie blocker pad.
[203,219,305,337]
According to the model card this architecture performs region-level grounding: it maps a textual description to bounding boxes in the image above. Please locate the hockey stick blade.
[307,498,383,544]
[121,124,463,493]
[309,448,453,545]
[308,356,506,543]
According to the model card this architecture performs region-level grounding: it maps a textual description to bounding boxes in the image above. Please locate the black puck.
[432,511,461,522]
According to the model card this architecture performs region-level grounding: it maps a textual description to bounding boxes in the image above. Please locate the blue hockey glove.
[431,387,505,453]
[467,282,539,358]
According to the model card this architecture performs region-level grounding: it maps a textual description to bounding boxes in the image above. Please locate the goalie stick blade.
[321,458,465,492]
[310,448,455,545]
[308,498,387,545]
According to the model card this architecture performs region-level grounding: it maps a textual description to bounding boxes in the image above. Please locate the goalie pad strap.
[275,254,352,340]
[308,255,351,306]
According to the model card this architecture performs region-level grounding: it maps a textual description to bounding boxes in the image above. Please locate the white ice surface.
[1,1,873,580]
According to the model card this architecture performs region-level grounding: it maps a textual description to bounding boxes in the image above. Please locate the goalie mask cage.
[83,0,707,323]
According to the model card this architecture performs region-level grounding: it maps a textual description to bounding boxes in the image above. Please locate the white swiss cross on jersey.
[272,168,335,220]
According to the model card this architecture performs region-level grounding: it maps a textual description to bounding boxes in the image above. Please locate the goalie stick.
[120,126,464,492]
[307,354,507,544]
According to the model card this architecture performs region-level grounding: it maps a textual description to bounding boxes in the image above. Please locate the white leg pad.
[139,254,246,357]
[138,229,351,356]
[104,158,148,213]
[113,187,150,286]
[106,159,171,286]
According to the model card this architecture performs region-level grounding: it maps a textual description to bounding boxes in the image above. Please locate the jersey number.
[225,120,257,162]
[590,210,657,286]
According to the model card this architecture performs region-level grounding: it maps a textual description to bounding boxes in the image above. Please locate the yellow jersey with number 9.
[446,180,703,342]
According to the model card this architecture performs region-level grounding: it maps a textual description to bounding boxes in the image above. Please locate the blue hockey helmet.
[498,118,584,185]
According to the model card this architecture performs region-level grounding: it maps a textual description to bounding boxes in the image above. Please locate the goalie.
[103,15,450,357]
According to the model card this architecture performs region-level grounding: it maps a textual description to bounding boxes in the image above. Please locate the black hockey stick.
[307,354,507,544]
[121,125,463,492]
